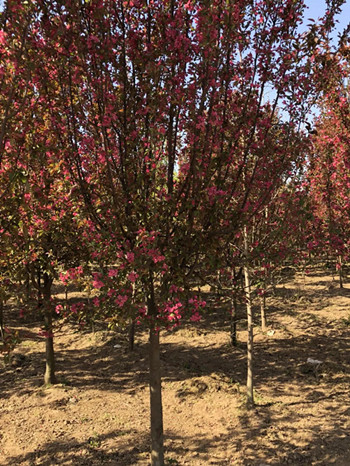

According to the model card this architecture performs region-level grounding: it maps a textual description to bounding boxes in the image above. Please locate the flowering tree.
[2,0,344,463]
[0,0,37,351]
[308,64,350,286]
[0,92,90,384]
[0,2,90,380]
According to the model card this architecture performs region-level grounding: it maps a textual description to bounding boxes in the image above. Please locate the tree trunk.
[147,277,164,466]
[129,319,136,351]
[43,273,57,385]
[0,299,4,342]
[129,282,136,351]
[230,268,238,346]
[149,327,164,466]
[244,226,254,407]
[338,255,343,289]
[260,293,266,332]
[25,265,31,301]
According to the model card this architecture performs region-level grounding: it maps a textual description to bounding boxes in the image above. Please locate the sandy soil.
[0,269,349,465]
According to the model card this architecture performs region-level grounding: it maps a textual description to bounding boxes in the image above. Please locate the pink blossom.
[55,304,63,314]
[190,312,201,322]
[71,302,84,314]
[92,279,104,289]
[115,295,128,307]
[127,272,138,283]
[150,251,165,263]
[108,268,118,277]
[126,252,135,263]
[0,30,6,46]
[59,272,69,285]
[107,288,116,297]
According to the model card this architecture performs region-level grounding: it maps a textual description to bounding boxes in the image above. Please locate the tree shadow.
[4,428,150,466]
[5,414,350,465]
[1,301,349,394]
[1,280,350,464]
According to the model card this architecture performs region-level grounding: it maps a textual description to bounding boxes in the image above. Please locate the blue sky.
[0,0,348,43]
[0,0,349,30]
[305,0,350,41]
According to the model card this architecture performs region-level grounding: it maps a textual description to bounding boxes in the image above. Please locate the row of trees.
[1,1,350,464]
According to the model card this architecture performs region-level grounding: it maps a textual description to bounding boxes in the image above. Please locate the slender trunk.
[260,293,266,332]
[147,277,164,466]
[129,319,135,351]
[244,226,254,406]
[338,255,343,289]
[230,267,238,346]
[216,269,221,291]
[129,282,136,351]
[149,327,164,466]
[37,267,42,308]
[0,299,4,341]
[25,266,31,301]
[43,273,57,385]
[44,311,56,385]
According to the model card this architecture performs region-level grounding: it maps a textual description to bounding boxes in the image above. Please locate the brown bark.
[244,226,254,407]
[129,282,136,351]
[230,267,238,346]
[0,300,4,342]
[147,277,164,466]
[149,327,164,466]
[25,265,31,301]
[338,255,343,289]
[260,293,267,332]
[129,319,135,351]
[43,273,57,385]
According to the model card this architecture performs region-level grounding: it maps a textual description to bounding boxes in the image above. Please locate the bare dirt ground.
[1,269,349,465]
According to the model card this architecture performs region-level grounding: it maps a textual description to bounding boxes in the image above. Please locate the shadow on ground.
[1,273,350,465]
[4,416,350,465]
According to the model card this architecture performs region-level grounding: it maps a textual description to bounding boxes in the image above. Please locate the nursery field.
[2,2,350,465]
[0,269,349,466]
